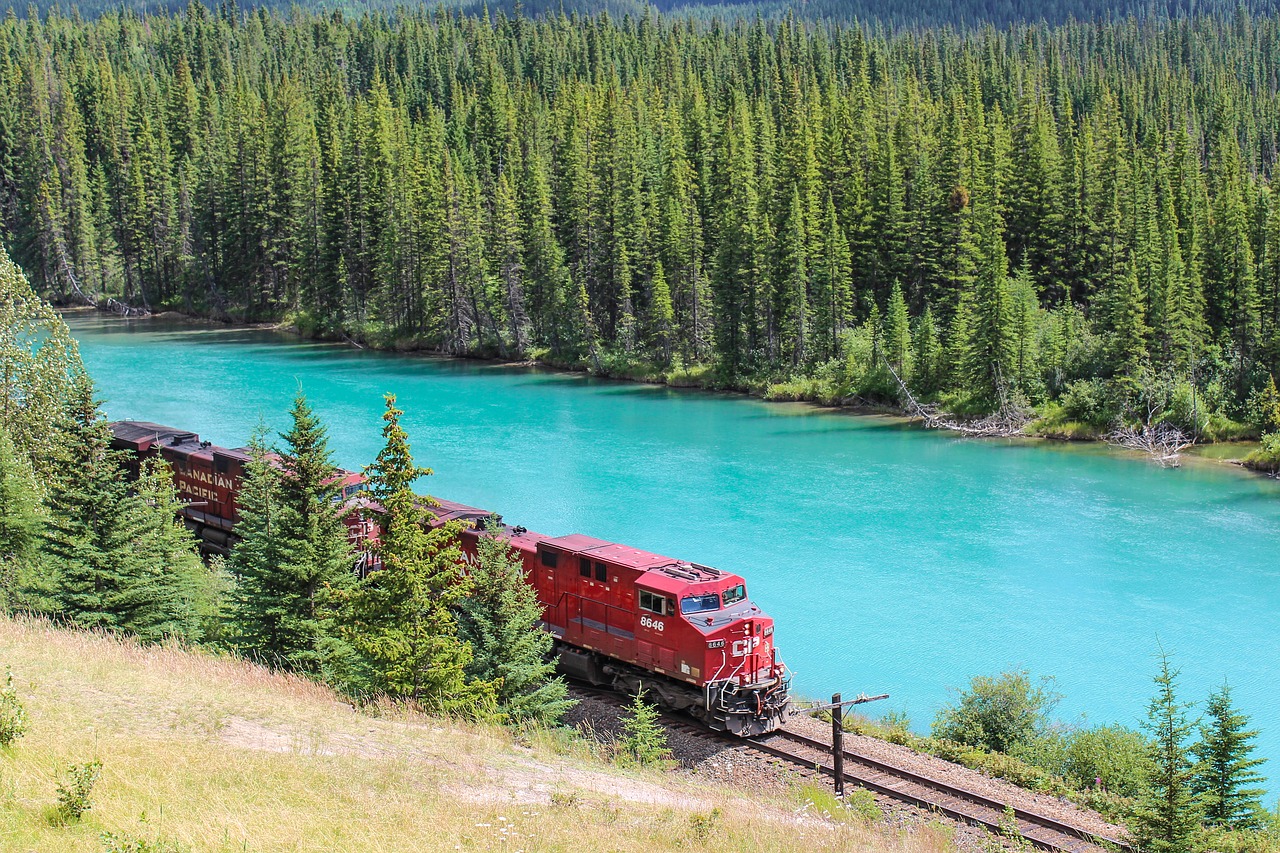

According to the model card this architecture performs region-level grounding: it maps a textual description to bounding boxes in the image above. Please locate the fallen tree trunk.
[1105,422,1193,468]
[883,359,1031,438]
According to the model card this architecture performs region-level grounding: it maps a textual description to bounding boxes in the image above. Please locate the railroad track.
[752,728,1131,853]
[567,685,1129,853]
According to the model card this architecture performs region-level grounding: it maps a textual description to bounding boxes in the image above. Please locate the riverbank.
[78,307,1268,475]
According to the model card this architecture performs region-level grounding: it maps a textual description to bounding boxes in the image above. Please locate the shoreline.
[65,305,1271,478]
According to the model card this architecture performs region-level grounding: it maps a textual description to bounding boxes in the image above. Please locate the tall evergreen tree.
[44,375,202,641]
[227,395,353,674]
[455,518,571,725]
[1135,651,1202,853]
[336,395,495,715]
[1192,683,1267,829]
[0,426,40,607]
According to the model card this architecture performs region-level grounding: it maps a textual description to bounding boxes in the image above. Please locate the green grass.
[0,616,949,852]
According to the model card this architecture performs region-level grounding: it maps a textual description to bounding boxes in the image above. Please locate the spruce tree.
[336,395,495,715]
[619,687,672,766]
[1135,651,1202,853]
[227,396,353,674]
[1191,683,1266,828]
[0,426,40,607]
[125,457,210,643]
[455,518,571,725]
[961,196,1015,408]
[883,281,911,378]
[44,375,201,641]
[226,428,292,659]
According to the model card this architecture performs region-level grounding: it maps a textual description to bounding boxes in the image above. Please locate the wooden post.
[832,692,844,798]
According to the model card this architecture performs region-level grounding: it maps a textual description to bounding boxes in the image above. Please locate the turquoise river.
[66,312,1280,786]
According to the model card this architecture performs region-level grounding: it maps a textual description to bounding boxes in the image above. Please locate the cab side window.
[638,590,669,616]
[595,561,608,582]
[579,557,591,578]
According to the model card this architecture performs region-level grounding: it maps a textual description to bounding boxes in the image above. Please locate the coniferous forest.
[5,5,1280,452]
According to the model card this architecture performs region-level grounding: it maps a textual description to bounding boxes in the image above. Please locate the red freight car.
[108,421,792,736]
[108,421,376,558]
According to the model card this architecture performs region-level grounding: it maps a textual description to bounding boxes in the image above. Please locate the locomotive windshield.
[681,593,720,614]
[722,584,746,606]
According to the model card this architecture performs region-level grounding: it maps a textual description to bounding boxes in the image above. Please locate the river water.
[66,312,1280,785]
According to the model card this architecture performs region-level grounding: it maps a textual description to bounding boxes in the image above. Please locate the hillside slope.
[0,617,948,852]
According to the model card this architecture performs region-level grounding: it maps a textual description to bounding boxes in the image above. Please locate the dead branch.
[1105,422,1193,468]
[883,358,1031,438]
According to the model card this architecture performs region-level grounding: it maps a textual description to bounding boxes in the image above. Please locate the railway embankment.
[0,615,955,853]
[566,689,1129,853]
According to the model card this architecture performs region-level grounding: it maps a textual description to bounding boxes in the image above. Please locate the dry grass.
[0,616,957,852]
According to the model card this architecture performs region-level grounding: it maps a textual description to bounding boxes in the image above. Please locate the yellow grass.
[0,616,957,852]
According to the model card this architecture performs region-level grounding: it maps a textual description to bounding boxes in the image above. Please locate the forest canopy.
[3,5,1280,436]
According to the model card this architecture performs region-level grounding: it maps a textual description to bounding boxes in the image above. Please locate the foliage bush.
[0,667,28,747]
[1062,724,1154,798]
[794,782,881,824]
[1059,379,1117,428]
[932,670,1059,755]
[927,738,1070,795]
[100,832,189,853]
[1245,377,1280,434]
[1163,380,1211,436]
[54,760,102,824]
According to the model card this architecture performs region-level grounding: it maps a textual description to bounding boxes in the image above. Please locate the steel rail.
[757,729,1130,853]
[565,685,1130,853]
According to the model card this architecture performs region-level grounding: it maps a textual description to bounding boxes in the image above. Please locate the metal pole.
[832,692,844,798]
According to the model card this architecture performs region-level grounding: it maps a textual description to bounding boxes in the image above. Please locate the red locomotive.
[108,420,792,736]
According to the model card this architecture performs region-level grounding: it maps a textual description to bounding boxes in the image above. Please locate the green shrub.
[932,670,1059,755]
[1062,724,1153,798]
[101,832,189,853]
[686,807,722,841]
[1059,379,1116,427]
[1245,376,1280,433]
[54,760,102,824]
[1010,728,1071,777]
[0,668,28,746]
[793,783,881,823]
[1164,381,1211,436]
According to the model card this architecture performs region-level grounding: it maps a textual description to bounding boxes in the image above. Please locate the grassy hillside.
[0,616,949,852]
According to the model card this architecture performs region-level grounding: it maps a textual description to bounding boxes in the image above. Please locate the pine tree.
[775,186,809,367]
[455,518,571,725]
[228,394,352,674]
[882,281,911,379]
[648,261,675,365]
[619,687,672,766]
[44,375,198,641]
[912,307,941,395]
[0,426,40,607]
[126,457,210,642]
[961,196,1015,407]
[1191,683,1266,829]
[1135,650,1202,853]
[336,395,495,715]
[226,428,291,659]
[1109,258,1151,376]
